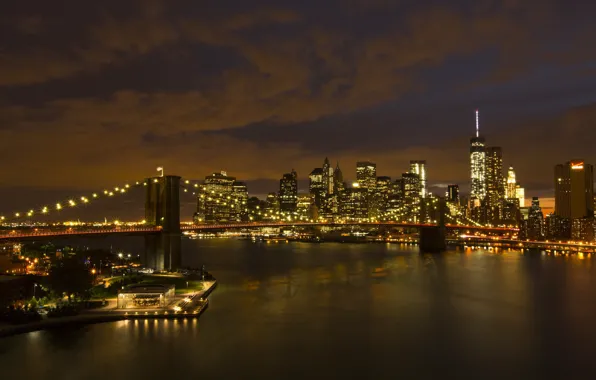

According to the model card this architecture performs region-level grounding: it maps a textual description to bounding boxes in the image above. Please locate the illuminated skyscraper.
[195,171,238,222]
[470,110,486,203]
[309,168,325,208]
[506,166,517,200]
[402,172,421,222]
[447,185,459,204]
[515,185,525,207]
[339,183,368,221]
[334,162,345,193]
[485,147,504,223]
[279,169,298,213]
[322,157,334,195]
[554,160,594,219]
[409,160,427,198]
[527,197,544,240]
[356,161,377,190]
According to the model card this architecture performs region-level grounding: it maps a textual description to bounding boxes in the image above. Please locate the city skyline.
[2,1,595,215]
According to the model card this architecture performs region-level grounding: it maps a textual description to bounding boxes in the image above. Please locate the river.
[2,239,596,379]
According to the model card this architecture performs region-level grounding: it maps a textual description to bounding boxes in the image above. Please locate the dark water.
[2,240,596,379]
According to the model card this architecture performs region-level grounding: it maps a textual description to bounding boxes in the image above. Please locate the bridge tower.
[144,175,181,271]
[419,197,447,252]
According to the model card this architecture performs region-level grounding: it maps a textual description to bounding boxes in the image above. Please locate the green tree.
[48,258,93,303]
[29,297,38,309]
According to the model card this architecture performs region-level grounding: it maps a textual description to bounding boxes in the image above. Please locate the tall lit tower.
[470,109,486,204]
[409,160,427,198]
[506,166,517,199]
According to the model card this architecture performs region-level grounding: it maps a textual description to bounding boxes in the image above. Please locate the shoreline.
[0,280,217,339]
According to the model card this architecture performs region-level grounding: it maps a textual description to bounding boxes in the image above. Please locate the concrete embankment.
[0,280,217,339]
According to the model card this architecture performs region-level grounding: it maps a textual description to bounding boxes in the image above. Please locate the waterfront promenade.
[0,280,217,338]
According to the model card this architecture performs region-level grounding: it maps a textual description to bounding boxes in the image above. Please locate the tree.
[48,257,93,302]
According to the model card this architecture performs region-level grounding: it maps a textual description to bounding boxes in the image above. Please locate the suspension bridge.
[0,174,518,270]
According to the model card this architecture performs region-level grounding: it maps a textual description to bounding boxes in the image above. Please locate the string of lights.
[0,179,152,224]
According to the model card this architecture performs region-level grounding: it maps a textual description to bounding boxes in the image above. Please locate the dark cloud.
[0,0,595,219]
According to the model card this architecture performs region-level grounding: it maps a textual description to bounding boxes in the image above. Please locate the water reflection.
[3,240,596,379]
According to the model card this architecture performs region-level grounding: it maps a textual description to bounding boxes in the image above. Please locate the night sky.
[1,0,596,219]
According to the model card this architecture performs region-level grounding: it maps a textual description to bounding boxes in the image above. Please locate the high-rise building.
[333,162,345,193]
[356,161,377,190]
[339,183,368,221]
[402,173,421,222]
[322,157,334,195]
[470,110,486,203]
[265,192,280,220]
[296,194,317,221]
[527,197,544,240]
[195,171,239,223]
[370,176,391,220]
[309,168,325,208]
[446,185,460,204]
[485,147,504,224]
[506,166,517,200]
[385,179,404,221]
[409,160,427,198]
[232,181,248,221]
[554,160,595,219]
[515,185,525,207]
[279,170,298,213]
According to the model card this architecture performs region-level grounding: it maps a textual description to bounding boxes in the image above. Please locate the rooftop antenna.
[475,109,479,138]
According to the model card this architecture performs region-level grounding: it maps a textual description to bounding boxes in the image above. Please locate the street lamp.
[33,283,38,298]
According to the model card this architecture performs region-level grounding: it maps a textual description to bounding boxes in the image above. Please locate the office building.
[309,168,325,208]
[195,171,238,223]
[485,146,504,224]
[279,170,298,213]
[506,166,517,200]
[527,197,544,240]
[515,185,525,207]
[232,181,248,221]
[470,110,486,202]
[322,157,334,195]
[370,176,391,220]
[555,160,594,240]
[402,173,421,222]
[356,161,377,190]
[446,185,460,204]
[409,160,427,198]
[554,160,594,219]
[339,183,368,221]
[333,162,345,193]
[264,193,280,220]
[385,179,404,221]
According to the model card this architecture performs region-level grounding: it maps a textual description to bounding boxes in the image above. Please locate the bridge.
[0,174,518,270]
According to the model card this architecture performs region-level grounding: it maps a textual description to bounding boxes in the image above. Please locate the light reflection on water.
[2,239,596,379]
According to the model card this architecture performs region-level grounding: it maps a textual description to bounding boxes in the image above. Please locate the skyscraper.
[470,110,486,204]
[485,146,504,224]
[356,161,377,190]
[279,169,298,213]
[402,172,421,222]
[333,162,345,193]
[554,160,595,219]
[447,185,460,204]
[527,197,544,240]
[409,160,427,198]
[322,157,334,195]
[309,168,325,208]
[515,185,525,207]
[506,166,517,200]
[195,171,237,222]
